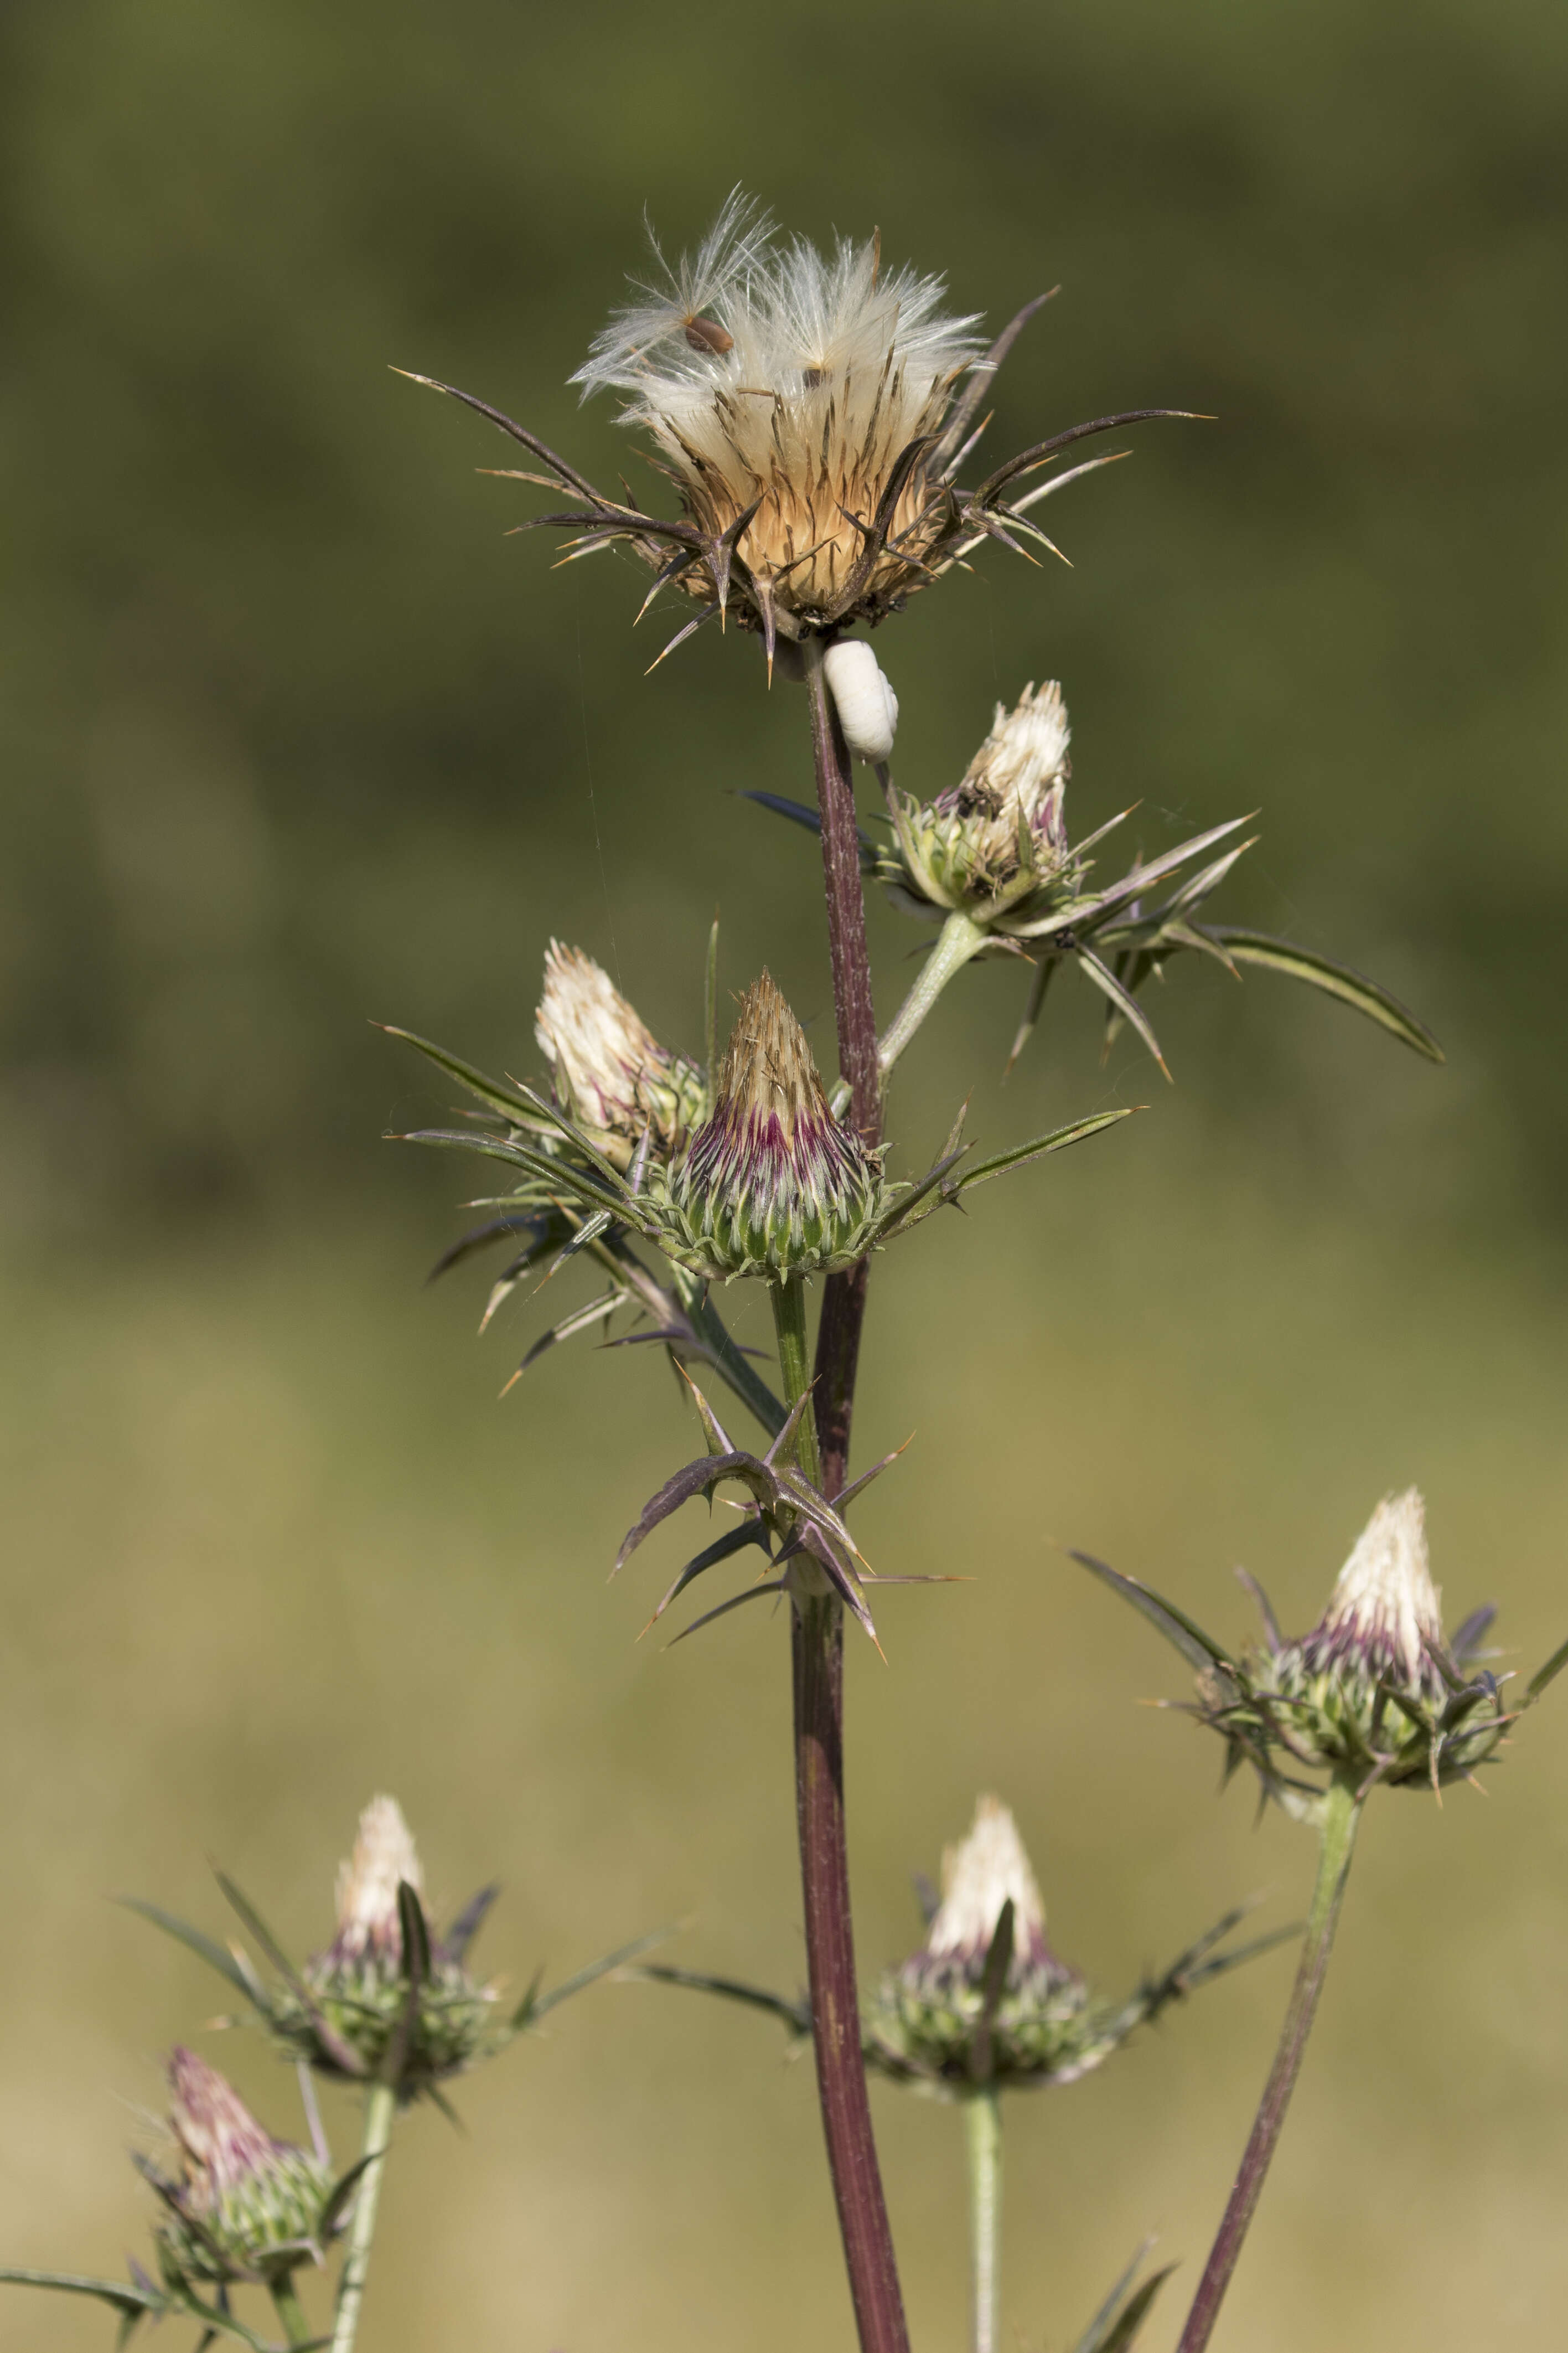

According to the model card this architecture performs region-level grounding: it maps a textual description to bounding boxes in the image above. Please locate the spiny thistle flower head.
[883,680,1076,921]
[146,2050,336,2288]
[535,942,708,1171]
[867,1797,1091,2091]
[865,1794,1277,2094]
[269,1794,504,2094]
[1213,1489,1493,1794]
[573,192,983,638]
[1078,1488,1568,1815]
[660,972,888,1280]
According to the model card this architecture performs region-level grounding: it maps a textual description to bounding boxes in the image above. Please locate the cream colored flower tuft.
[1307,1488,1444,1694]
[333,1793,422,1964]
[535,941,706,1170]
[927,1794,1049,1967]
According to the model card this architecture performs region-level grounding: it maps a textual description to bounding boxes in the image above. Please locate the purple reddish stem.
[1175,1776,1362,2352]
[791,642,908,2353]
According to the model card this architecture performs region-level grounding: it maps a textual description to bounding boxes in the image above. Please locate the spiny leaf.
[1075,945,1170,1077]
[953,1108,1137,1194]
[1200,926,1444,1061]
[1526,1632,1568,1705]
[632,1963,810,2039]
[0,2271,162,2322]
[1069,1549,1235,1673]
[1070,2243,1156,2353]
[377,1025,549,1128]
[740,790,877,867]
[117,1898,263,2005]
[1090,2264,1178,2353]
[527,1926,673,2023]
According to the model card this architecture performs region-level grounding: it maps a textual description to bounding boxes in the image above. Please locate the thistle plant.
[642,1793,1293,2353]
[2,1795,659,2352]
[1079,1489,1568,2351]
[380,190,1487,2353]
[14,192,1549,2353]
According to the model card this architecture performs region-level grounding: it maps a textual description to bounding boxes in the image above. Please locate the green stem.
[269,2277,312,2349]
[964,2086,1004,2353]
[683,1270,788,1439]
[770,1274,822,1482]
[329,2082,396,2353]
[1174,1776,1363,2353]
[877,910,989,1077]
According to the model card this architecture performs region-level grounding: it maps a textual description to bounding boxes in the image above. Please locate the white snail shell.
[822,639,899,763]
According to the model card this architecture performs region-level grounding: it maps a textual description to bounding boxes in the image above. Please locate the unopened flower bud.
[536,942,707,1170]
[1193,1489,1510,1796]
[884,681,1075,920]
[272,1796,503,2093]
[149,2050,335,2287]
[868,1797,1094,2089]
[660,973,887,1280]
[823,639,899,762]
[1252,1490,1482,1783]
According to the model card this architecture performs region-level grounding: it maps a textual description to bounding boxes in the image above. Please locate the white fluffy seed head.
[572,193,982,627]
[1318,1489,1445,1688]
[823,639,899,761]
[927,1794,1048,1965]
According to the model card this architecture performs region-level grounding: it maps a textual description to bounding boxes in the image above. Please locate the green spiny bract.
[658,972,888,1279]
[143,2050,338,2289]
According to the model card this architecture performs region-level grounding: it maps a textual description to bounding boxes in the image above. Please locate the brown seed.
[684,316,734,358]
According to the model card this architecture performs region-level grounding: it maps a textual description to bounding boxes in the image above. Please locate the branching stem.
[329,2082,396,2353]
[1175,1776,1362,2353]
[878,909,988,1077]
[792,638,908,2353]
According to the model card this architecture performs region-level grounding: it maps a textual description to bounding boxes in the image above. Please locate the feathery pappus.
[399,190,1199,668]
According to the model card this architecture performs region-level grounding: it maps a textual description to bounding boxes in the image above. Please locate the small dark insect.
[684,316,734,357]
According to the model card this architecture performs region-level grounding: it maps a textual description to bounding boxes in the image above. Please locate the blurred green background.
[3,1,1566,2347]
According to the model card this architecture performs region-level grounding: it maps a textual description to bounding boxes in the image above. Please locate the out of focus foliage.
[2,0,1566,1248]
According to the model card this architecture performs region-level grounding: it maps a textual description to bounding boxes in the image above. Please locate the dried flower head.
[661,972,888,1280]
[886,680,1074,920]
[144,2050,337,2288]
[536,942,708,1170]
[1077,1487,1568,1814]
[403,193,1193,665]
[862,1795,1282,2094]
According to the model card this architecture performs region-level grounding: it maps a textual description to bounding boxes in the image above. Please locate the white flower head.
[332,1794,422,1964]
[1305,1488,1446,1696]
[926,1794,1049,1968]
[573,192,982,635]
[535,942,706,1169]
